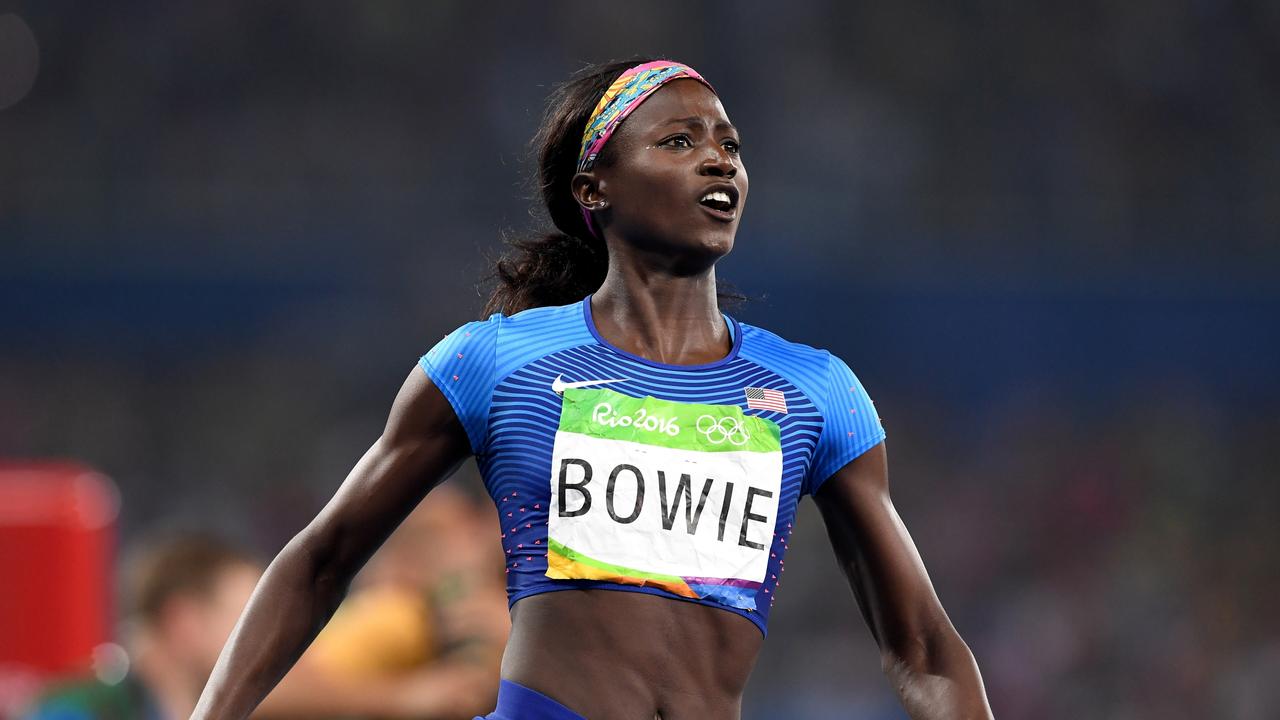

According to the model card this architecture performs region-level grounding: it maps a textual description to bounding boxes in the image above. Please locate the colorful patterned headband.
[577,60,716,237]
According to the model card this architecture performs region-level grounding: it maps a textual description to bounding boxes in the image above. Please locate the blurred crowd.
[16,479,509,720]
[2,2,1278,719]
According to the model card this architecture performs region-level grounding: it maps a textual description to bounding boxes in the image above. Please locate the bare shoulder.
[382,364,472,448]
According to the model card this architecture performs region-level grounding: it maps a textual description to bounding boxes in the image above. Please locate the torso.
[419,296,885,717]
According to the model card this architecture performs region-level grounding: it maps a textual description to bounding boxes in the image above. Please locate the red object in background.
[0,462,118,677]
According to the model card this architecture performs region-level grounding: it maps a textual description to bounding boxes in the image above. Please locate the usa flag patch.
[745,387,788,414]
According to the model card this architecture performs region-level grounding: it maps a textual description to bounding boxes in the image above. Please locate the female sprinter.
[193,59,994,720]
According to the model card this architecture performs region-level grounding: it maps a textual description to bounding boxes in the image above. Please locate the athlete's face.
[575,79,747,264]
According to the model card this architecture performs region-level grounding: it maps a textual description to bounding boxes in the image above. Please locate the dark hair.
[124,532,259,624]
[482,58,747,317]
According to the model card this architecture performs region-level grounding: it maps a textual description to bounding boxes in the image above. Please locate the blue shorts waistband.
[474,679,586,720]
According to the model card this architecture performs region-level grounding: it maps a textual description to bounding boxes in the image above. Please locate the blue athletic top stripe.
[419,296,884,635]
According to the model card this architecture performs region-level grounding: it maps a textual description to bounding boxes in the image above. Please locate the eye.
[660,134,741,155]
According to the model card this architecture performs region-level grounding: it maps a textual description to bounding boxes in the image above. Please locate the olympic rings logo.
[696,414,750,446]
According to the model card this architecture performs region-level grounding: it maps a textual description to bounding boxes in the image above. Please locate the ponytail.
[482,58,652,317]
[483,230,608,316]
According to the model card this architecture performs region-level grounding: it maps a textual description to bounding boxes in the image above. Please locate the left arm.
[812,442,994,720]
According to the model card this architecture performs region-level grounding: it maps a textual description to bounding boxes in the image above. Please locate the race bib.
[546,387,782,610]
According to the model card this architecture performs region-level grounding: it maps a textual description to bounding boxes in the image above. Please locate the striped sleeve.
[806,352,886,495]
[418,315,501,455]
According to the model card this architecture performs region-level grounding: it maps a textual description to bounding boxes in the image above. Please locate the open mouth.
[698,186,739,220]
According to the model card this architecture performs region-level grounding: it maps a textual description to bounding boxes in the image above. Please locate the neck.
[130,634,201,720]
[591,256,731,366]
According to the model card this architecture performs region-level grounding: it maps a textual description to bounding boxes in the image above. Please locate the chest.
[482,348,821,497]
[479,348,822,609]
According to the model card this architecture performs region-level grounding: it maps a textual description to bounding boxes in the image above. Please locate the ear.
[571,171,609,213]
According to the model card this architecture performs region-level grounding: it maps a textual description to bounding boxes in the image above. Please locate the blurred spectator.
[21,533,261,719]
[21,480,508,720]
[260,478,508,720]
[308,478,508,681]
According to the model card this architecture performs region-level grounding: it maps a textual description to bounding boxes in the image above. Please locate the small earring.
[596,201,608,209]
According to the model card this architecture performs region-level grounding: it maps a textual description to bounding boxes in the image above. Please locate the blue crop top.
[418,296,884,636]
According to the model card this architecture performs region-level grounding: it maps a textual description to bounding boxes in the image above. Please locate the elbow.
[879,618,975,679]
[287,522,354,603]
[880,613,953,675]
[880,627,993,720]
[880,638,928,679]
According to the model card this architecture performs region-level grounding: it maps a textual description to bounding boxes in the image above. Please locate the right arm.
[191,366,473,720]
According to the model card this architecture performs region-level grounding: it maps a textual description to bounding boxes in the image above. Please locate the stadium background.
[2,2,1278,718]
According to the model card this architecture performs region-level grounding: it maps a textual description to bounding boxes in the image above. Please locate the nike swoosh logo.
[551,374,630,394]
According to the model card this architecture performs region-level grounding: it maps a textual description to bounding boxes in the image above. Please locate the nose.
[700,144,737,178]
